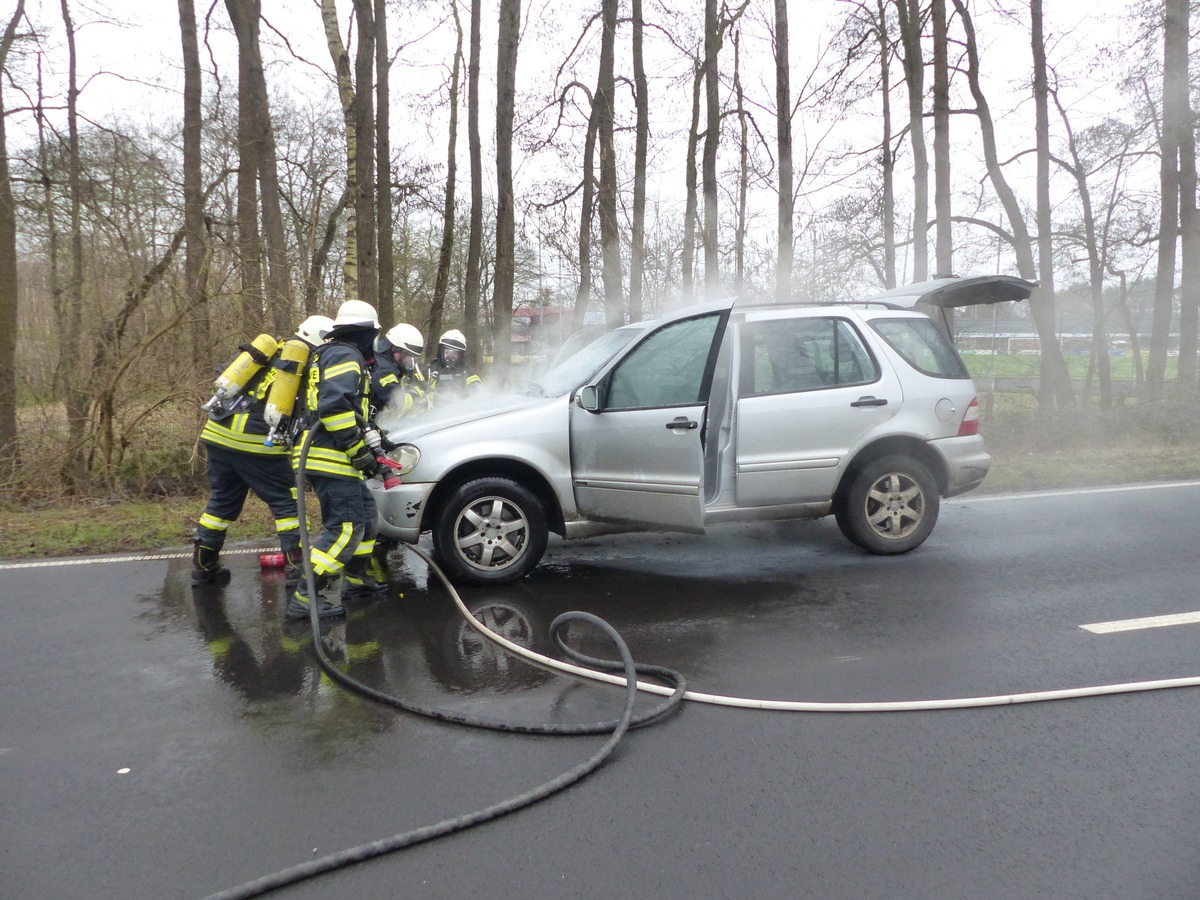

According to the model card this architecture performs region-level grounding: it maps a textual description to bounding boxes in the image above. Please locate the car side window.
[607,313,721,409]
[743,317,877,396]
[870,317,970,379]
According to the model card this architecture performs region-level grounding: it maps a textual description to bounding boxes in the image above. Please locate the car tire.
[431,477,549,586]
[834,455,940,555]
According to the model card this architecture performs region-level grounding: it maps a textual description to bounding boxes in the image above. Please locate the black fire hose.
[199,423,686,900]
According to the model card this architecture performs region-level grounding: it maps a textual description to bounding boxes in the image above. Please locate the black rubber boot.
[285,573,345,621]
[283,547,305,588]
[192,541,231,587]
[340,556,389,602]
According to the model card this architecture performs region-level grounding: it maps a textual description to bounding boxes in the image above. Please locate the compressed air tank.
[263,338,311,429]
[211,333,280,404]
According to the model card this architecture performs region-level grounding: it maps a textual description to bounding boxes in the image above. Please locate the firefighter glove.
[349,444,383,478]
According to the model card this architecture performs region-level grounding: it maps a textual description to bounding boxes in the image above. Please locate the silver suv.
[372,275,1032,585]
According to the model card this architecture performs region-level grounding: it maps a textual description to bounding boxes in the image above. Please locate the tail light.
[957,396,981,436]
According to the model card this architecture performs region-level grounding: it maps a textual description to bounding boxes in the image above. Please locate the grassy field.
[2,392,1198,560]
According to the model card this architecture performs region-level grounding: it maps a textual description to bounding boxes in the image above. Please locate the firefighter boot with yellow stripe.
[192,540,232,587]
[340,556,390,603]
[285,573,345,621]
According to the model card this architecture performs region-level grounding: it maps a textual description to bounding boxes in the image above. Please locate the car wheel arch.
[834,435,949,503]
[424,460,566,536]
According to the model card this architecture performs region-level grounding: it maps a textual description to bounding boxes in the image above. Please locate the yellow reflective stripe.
[379,373,398,388]
[328,522,356,559]
[354,539,375,557]
[467,375,482,386]
[201,421,288,455]
[275,517,299,533]
[321,410,357,431]
[199,513,234,532]
[311,546,341,575]
[324,360,362,379]
[209,636,235,658]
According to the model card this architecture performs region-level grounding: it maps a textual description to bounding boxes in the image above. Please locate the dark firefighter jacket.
[292,340,372,480]
[199,347,288,457]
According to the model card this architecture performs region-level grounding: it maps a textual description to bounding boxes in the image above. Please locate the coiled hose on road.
[199,424,687,900]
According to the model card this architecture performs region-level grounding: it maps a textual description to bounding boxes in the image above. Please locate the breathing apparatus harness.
[198,423,686,900]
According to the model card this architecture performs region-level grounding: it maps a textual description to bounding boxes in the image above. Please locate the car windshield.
[525,327,644,396]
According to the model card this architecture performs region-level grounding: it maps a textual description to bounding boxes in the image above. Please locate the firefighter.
[372,322,429,416]
[426,328,482,406]
[288,300,389,621]
[192,314,333,588]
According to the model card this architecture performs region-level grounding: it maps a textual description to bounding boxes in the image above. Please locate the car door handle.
[850,396,888,408]
[666,417,699,430]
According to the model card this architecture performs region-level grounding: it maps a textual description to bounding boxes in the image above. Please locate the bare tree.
[321,0,360,301]
[774,0,794,301]
[375,0,394,327]
[493,0,521,383]
[952,0,1072,408]
[178,0,209,373]
[59,0,88,474]
[464,0,484,355]
[702,0,720,291]
[629,0,648,322]
[224,0,264,329]
[597,0,622,328]
[932,0,951,278]
[895,0,927,281]
[428,0,463,344]
[0,0,25,474]
[352,0,377,308]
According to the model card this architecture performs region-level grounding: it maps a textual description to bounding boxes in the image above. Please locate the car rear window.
[869,317,970,379]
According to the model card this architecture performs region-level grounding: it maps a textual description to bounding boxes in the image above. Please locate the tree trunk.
[465,0,483,356]
[178,0,209,376]
[60,0,88,478]
[224,0,264,329]
[733,29,747,292]
[598,0,622,329]
[429,0,463,345]
[702,0,720,293]
[322,0,360,301]
[629,0,648,322]
[896,0,927,281]
[932,0,951,278]
[1170,0,1198,393]
[0,0,25,474]
[572,85,598,330]
[375,0,395,329]
[682,59,702,301]
[1031,0,1069,406]
[352,0,377,308]
[493,0,521,384]
[876,0,895,289]
[774,0,794,302]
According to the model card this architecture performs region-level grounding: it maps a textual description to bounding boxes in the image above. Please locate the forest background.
[1,0,1200,556]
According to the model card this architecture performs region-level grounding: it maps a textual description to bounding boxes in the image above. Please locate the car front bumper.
[368,479,435,542]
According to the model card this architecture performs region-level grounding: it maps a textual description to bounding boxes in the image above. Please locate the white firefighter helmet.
[439,329,467,352]
[383,322,425,357]
[331,299,380,331]
[295,314,334,346]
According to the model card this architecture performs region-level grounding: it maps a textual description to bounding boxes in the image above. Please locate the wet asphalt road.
[3,482,1200,900]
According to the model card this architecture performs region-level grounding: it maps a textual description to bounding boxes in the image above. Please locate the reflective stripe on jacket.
[292,340,371,479]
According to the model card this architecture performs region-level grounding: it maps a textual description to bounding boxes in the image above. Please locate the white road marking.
[950,480,1200,504]
[1081,611,1200,634]
[0,547,261,571]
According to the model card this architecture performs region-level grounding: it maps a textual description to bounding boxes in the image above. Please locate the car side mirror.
[577,384,599,412]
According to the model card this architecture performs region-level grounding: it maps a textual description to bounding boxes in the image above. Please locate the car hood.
[862,274,1036,309]
[376,390,556,444]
